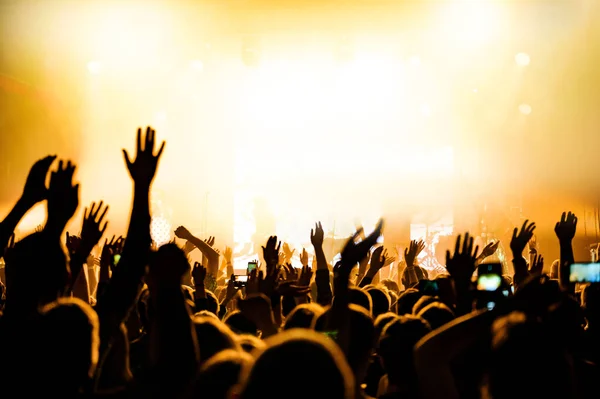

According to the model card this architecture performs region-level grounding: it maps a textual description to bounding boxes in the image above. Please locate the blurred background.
[1,0,599,266]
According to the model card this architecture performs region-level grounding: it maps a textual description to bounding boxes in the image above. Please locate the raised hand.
[340,219,384,273]
[278,251,286,266]
[174,226,194,241]
[310,222,324,248]
[282,243,295,262]
[555,212,577,242]
[510,220,536,258]
[260,266,281,297]
[383,253,396,267]
[65,232,82,256]
[530,254,544,275]
[122,126,165,187]
[299,265,313,286]
[79,201,109,254]
[223,246,233,263]
[445,233,479,283]
[101,235,124,274]
[368,246,388,274]
[528,235,538,253]
[46,160,79,232]
[262,236,281,271]
[480,240,500,258]
[204,236,215,247]
[282,264,299,282]
[192,261,207,286]
[404,239,426,268]
[20,155,56,207]
[300,248,309,267]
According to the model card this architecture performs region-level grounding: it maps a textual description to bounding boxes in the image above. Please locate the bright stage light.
[150,215,172,247]
[87,61,102,74]
[190,60,204,72]
[409,55,421,67]
[515,52,530,66]
[420,104,432,117]
[155,111,167,123]
[519,103,532,115]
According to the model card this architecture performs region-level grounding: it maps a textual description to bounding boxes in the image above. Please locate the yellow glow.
[515,53,531,66]
[190,60,204,72]
[87,61,102,74]
[3,0,595,262]
[435,2,505,47]
[519,103,532,115]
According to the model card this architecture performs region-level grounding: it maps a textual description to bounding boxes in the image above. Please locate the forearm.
[0,197,30,250]
[358,274,373,288]
[559,240,575,291]
[96,186,151,341]
[314,244,328,271]
[512,257,529,291]
[315,269,333,306]
[72,265,91,303]
[68,252,89,291]
[328,269,351,354]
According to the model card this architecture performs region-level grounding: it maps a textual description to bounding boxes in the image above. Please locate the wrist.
[365,269,378,278]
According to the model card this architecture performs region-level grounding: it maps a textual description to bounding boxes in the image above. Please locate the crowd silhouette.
[0,126,598,399]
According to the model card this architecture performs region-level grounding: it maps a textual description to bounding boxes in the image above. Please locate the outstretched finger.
[98,204,109,223]
[137,128,143,152]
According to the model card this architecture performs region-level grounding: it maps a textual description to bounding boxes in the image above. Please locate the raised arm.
[95,127,165,347]
[330,219,383,354]
[510,220,536,291]
[174,227,220,277]
[311,222,332,306]
[66,202,108,295]
[555,211,577,293]
[0,156,56,252]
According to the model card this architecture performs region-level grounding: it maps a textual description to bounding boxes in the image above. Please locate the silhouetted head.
[205,290,220,315]
[388,290,399,313]
[434,274,456,307]
[412,295,439,314]
[378,315,431,390]
[36,297,100,394]
[237,334,266,354]
[224,311,258,336]
[4,233,69,311]
[396,288,423,315]
[483,311,575,399]
[185,349,252,399]
[193,315,240,365]
[284,303,324,330]
[401,266,428,289]
[315,304,375,384]
[417,302,455,331]
[380,279,400,295]
[236,329,355,399]
[348,287,372,315]
[367,287,390,318]
[195,310,219,321]
[374,312,398,345]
